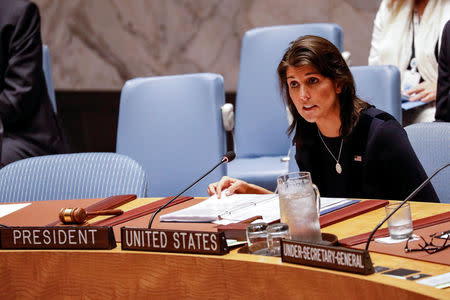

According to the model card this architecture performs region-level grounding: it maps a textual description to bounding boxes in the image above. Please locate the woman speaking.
[208,35,438,203]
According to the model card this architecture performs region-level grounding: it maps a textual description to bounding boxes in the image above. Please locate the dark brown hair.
[277,35,370,146]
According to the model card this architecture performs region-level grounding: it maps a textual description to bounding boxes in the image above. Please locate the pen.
[239,215,263,224]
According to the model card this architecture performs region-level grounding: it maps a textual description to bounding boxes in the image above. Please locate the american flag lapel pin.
[354,155,362,162]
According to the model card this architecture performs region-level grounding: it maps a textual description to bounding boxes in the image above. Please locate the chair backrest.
[287,145,300,173]
[42,44,57,113]
[116,73,226,197]
[234,23,343,158]
[404,122,450,203]
[350,65,402,123]
[0,152,147,203]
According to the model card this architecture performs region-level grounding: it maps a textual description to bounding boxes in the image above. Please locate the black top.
[316,135,351,197]
[295,107,439,202]
[436,19,450,122]
[0,0,68,167]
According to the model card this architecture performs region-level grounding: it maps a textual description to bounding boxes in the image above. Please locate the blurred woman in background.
[369,0,450,125]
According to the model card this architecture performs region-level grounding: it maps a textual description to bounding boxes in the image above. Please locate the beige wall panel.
[34,0,381,91]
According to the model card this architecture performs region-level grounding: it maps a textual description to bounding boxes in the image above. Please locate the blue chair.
[42,45,57,113]
[228,23,344,191]
[350,65,402,123]
[404,122,450,203]
[116,73,226,197]
[0,152,147,203]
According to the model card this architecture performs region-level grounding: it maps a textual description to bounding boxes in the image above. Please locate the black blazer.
[0,0,68,166]
[295,108,439,202]
[436,20,450,122]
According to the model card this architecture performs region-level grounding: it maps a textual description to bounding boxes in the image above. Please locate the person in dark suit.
[436,19,450,122]
[208,35,439,203]
[0,0,68,167]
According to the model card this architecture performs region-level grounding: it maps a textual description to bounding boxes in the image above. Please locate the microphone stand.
[147,157,230,229]
[365,163,449,252]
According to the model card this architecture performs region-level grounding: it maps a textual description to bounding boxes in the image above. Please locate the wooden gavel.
[59,207,123,224]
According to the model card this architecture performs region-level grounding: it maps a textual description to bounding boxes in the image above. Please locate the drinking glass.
[277,172,322,243]
[246,222,268,254]
[385,202,413,240]
[267,223,290,256]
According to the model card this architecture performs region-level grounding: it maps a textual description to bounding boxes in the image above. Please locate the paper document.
[320,198,360,215]
[417,272,450,289]
[160,193,358,225]
[0,203,31,218]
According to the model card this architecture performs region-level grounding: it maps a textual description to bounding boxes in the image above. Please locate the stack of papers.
[160,193,358,225]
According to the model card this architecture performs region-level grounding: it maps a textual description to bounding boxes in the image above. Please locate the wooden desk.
[0,199,448,299]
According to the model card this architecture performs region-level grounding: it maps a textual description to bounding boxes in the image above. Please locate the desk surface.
[0,198,449,299]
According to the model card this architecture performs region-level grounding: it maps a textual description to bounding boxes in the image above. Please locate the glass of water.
[267,223,290,256]
[246,222,268,254]
[385,202,413,240]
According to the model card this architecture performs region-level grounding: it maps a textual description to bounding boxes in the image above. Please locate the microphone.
[222,150,236,163]
[147,151,236,228]
[365,163,449,252]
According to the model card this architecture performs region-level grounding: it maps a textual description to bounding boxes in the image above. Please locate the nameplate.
[121,227,229,255]
[281,239,374,275]
[0,226,116,250]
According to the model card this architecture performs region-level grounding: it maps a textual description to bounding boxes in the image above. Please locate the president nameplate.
[0,226,116,250]
[281,239,374,275]
[121,227,229,255]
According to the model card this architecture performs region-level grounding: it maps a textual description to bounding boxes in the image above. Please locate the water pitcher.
[277,172,322,243]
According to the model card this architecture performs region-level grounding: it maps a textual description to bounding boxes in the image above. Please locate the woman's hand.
[406,81,436,103]
[207,176,250,199]
[207,176,273,198]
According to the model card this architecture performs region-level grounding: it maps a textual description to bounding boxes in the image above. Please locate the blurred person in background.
[368,0,450,125]
[436,19,450,122]
[0,0,68,167]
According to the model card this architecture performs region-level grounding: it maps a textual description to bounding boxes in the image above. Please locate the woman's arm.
[371,119,439,202]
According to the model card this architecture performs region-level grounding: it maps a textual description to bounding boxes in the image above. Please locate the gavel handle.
[86,209,123,216]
